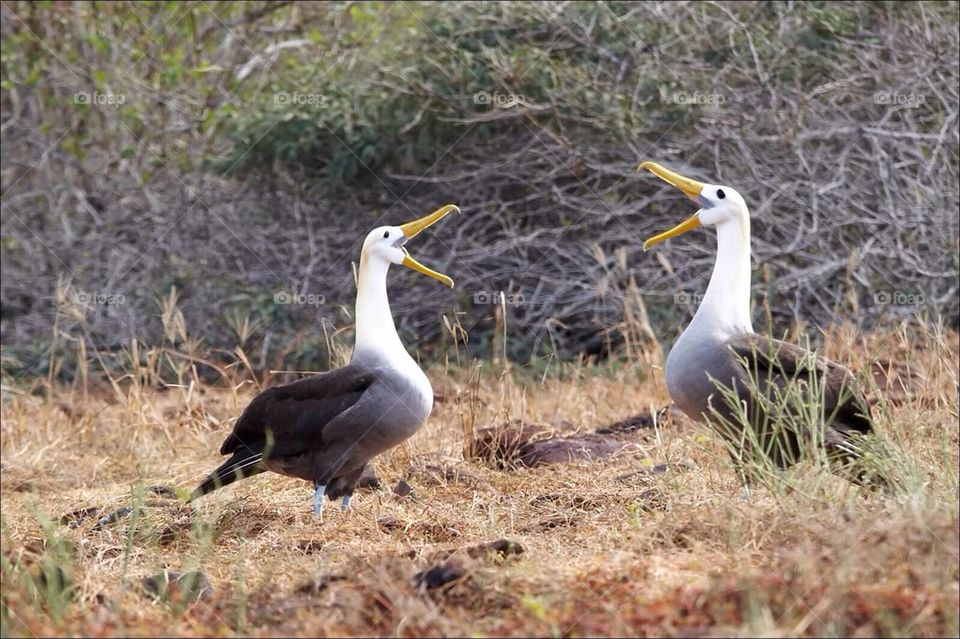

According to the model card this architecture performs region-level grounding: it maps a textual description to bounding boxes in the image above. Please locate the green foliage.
[212,1,721,183]
[0,517,77,629]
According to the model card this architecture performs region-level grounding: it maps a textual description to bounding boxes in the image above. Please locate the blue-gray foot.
[313,484,326,517]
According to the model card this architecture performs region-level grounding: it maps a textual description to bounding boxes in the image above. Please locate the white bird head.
[360,204,460,287]
[637,161,748,249]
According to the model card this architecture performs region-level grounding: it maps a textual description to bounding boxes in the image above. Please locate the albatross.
[638,161,876,482]
[191,204,459,515]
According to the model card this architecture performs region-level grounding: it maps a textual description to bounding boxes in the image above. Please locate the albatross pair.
[192,164,879,514]
[191,205,459,516]
[638,162,876,481]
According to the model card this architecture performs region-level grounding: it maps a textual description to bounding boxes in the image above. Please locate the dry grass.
[1,323,958,637]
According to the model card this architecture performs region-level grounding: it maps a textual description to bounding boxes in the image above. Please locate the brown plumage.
[191,366,377,502]
[723,333,873,472]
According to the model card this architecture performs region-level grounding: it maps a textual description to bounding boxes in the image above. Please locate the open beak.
[637,161,706,251]
[397,204,460,287]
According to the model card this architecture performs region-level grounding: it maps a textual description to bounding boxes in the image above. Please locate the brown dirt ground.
[2,327,958,637]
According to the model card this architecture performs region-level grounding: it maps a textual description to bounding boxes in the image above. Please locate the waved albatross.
[191,205,459,515]
[638,161,877,482]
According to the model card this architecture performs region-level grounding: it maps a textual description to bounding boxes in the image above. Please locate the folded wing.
[191,366,375,500]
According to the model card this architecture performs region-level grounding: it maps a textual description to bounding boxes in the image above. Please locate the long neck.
[351,255,410,365]
[690,216,754,336]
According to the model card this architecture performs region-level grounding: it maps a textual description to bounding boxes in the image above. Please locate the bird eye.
[717,189,726,199]
[383,231,390,238]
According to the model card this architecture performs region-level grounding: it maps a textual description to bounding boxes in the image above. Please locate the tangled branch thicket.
[1,2,958,377]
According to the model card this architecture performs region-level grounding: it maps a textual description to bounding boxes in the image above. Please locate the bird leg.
[313,483,326,517]
[341,495,352,511]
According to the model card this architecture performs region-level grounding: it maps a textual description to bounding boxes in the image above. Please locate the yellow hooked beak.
[398,204,460,287]
[637,161,706,251]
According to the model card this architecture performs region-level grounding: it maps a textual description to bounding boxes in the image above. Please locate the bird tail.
[190,445,267,501]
